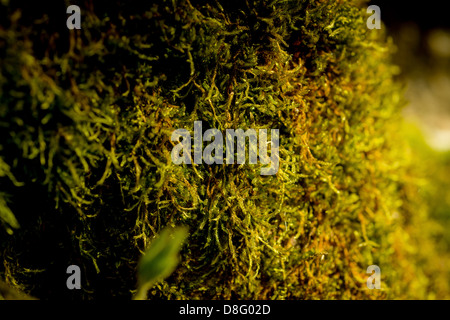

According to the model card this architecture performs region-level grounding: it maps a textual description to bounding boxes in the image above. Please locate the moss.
[0,0,448,299]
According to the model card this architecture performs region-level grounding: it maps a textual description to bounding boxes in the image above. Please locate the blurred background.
[369,1,450,287]
[370,0,450,150]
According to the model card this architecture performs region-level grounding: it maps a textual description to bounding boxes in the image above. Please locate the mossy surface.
[0,0,448,299]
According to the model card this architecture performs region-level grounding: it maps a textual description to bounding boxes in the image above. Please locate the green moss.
[0,0,448,299]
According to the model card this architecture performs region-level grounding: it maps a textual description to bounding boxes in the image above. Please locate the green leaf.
[134,226,188,300]
[0,195,20,235]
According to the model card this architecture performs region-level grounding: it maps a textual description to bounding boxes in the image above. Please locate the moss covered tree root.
[0,0,449,299]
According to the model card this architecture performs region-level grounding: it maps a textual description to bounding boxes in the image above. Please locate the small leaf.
[135,226,188,299]
[0,195,20,234]
[0,279,36,300]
